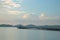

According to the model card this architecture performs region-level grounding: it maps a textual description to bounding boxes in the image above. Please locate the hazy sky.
[0,0,60,25]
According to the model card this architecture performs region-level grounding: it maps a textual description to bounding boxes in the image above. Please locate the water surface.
[0,27,60,40]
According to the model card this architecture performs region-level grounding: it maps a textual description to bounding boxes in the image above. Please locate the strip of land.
[0,24,60,31]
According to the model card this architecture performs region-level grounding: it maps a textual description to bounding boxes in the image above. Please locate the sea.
[0,27,60,40]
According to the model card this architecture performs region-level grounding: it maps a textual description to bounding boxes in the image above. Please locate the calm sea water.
[0,27,60,40]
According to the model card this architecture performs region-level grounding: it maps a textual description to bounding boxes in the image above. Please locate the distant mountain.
[0,24,13,27]
[0,24,60,31]
[16,24,60,31]
[25,24,37,27]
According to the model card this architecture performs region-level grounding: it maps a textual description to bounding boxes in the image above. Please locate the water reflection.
[0,27,17,40]
[17,29,28,40]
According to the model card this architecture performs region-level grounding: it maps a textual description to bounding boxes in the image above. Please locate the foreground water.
[0,27,60,40]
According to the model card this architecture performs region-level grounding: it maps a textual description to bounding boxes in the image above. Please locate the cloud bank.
[0,0,60,25]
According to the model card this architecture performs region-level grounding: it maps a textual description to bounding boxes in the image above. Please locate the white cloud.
[0,0,21,8]
[22,14,29,19]
[7,10,26,15]
[46,17,60,20]
[40,13,45,17]
[39,13,60,20]
[39,13,47,20]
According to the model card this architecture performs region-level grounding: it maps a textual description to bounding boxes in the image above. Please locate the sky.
[0,0,60,25]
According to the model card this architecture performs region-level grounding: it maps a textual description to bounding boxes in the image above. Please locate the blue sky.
[21,0,60,16]
[0,0,60,25]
